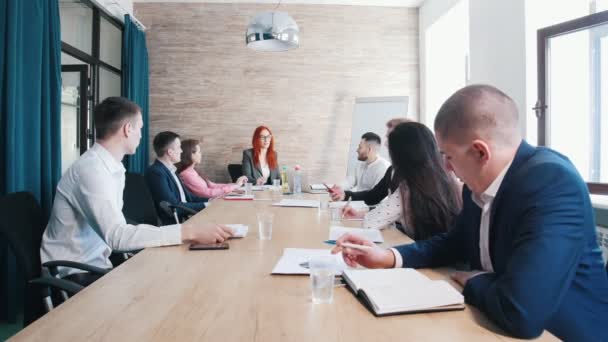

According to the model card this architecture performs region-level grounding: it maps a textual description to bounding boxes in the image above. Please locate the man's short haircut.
[386,118,411,130]
[153,131,180,157]
[361,132,382,146]
[433,84,520,146]
[94,97,141,140]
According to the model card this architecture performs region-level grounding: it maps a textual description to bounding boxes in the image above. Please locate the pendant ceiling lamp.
[246,6,299,52]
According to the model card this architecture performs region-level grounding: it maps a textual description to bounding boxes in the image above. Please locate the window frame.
[537,10,608,195]
[60,0,123,149]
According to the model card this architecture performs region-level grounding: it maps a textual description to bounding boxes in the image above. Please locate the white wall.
[419,0,469,128]
[418,0,463,127]
[468,0,527,136]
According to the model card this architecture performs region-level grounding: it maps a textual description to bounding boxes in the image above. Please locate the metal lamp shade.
[246,11,299,52]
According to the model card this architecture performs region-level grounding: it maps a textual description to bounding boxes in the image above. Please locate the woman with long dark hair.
[343,122,461,240]
[242,125,280,185]
[177,139,248,198]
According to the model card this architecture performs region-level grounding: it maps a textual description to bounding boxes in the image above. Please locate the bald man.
[333,85,608,340]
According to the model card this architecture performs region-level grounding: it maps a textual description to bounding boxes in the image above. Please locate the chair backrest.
[227,164,243,182]
[123,173,160,226]
[0,192,47,324]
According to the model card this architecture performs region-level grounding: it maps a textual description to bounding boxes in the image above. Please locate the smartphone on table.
[189,242,229,250]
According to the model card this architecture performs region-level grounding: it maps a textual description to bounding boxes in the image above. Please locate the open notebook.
[342,268,465,316]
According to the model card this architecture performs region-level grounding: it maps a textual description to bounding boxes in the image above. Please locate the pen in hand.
[323,183,334,194]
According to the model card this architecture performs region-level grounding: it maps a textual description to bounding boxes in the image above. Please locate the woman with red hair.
[242,126,280,185]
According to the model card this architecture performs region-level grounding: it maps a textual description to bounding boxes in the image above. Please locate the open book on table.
[342,268,464,316]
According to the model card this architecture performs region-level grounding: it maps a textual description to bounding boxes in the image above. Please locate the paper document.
[329,226,384,243]
[271,248,348,275]
[329,201,368,210]
[273,199,320,208]
[251,185,274,191]
[226,224,248,238]
[224,193,254,200]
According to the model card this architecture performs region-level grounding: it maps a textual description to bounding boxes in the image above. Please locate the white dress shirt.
[41,143,182,277]
[470,160,513,272]
[342,156,391,192]
[158,159,187,203]
[261,165,270,183]
[391,161,513,269]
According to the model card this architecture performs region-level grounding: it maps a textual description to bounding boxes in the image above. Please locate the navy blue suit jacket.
[396,141,608,340]
[145,160,208,225]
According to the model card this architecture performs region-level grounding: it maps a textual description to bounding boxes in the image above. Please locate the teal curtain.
[0,0,62,211]
[0,0,62,324]
[122,14,150,173]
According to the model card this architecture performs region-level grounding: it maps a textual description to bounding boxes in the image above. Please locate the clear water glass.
[309,255,335,304]
[257,212,274,240]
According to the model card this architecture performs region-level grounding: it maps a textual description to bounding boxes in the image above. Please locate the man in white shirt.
[41,97,233,285]
[341,132,390,192]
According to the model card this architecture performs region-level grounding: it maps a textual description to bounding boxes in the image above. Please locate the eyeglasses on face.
[259,134,272,141]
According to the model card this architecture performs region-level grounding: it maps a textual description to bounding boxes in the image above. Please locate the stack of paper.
[271,248,347,275]
[224,193,254,200]
[309,184,334,194]
[329,201,368,209]
[272,199,320,208]
[226,224,248,238]
[329,226,384,243]
[251,185,275,191]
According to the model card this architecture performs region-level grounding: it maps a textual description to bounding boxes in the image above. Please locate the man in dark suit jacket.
[333,85,608,340]
[146,131,208,225]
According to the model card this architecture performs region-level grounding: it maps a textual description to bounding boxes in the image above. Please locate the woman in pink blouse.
[177,139,248,198]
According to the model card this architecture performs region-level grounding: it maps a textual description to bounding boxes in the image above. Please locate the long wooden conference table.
[11,191,557,341]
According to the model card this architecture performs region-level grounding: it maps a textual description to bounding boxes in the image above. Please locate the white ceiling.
[134,0,425,7]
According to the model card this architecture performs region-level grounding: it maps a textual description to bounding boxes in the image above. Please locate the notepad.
[342,268,465,316]
[251,185,274,191]
[271,248,347,275]
[329,226,384,243]
[226,224,248,238]
[224,193,254,200]
[272,199,320,208]
[309,184,334,193]
[329,201,368,210]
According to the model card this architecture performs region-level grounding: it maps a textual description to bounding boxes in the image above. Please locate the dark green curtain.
[122,14,149,173]
[0,0,62,324]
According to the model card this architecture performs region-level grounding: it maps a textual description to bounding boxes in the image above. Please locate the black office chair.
[0,192,108,326]
[228,164,243,183]
[123,172,161,226]
[159,201,198,224]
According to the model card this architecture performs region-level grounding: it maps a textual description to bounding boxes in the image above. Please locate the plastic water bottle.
[293,165,302,194]
[280,166,290,193]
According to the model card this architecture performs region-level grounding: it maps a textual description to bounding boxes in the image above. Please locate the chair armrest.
[159,201,198,218]
[167,203,198,216]
[43,260,110,277]
[30,276,84,295]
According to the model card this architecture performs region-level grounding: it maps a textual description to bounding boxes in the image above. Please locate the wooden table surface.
[10,192,557,341]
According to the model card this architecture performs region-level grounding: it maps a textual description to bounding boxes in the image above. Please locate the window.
[59,0,123,171]
[537,11,608,194]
